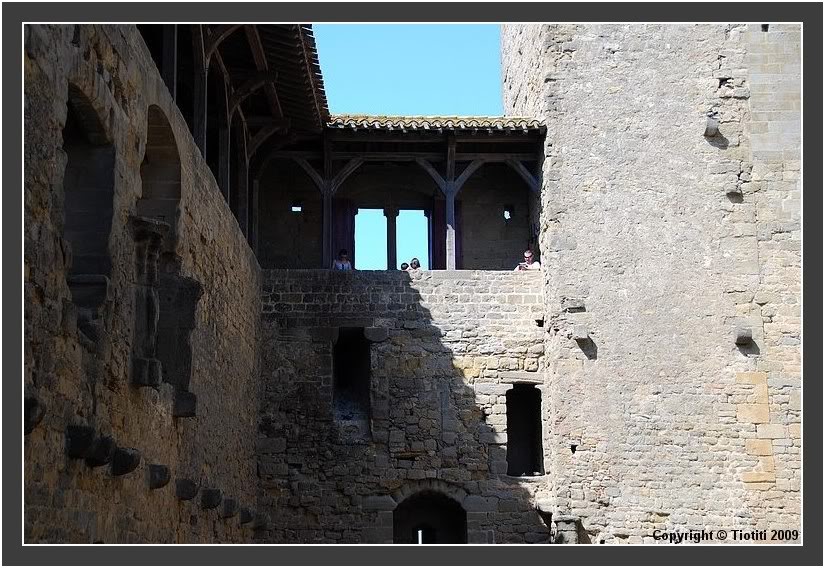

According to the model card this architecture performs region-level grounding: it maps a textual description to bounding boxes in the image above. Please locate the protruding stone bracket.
[572,325,590,341]
[173,391,198,418]
[148,464,171,489]
[364,327,389,343]
[239,507,254,525]
[704,117,719,137]
[132,357,162,388]
[25,391,46,435]
[735,326,753,345]
[561,297,586,313]
[175,478,200,501]
[221,498,239,519]
[85,435,116,468]
[201,488,222,510]
[553,515,582,544]
[112,447,141,476]
[129,215,170,285]
[66,424,97,459]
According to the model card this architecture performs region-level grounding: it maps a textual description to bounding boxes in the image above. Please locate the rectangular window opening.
[355,209,387,269]
[506,384,544,477]
[397,209,429,270]
[333,327,371,422]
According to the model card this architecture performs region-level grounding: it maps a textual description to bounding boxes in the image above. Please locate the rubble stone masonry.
[258,269,550,543]
[501,24,800,542]
[24,25,260,543]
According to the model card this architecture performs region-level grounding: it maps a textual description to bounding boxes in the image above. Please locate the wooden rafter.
[227,71,279,120]
[244,25,283,120]
[505,159,540,194]
[204,24,243,64]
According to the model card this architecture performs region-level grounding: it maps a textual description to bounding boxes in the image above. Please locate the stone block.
[85,436,116,468]
[111,447,141,476]
[463,495,498,512]
[364,327,389,342]
[201,488,222,510]
[148,464,171,489]
[362,495,396,511]
[239,508,254,524]
[736,371,768,385]
[743,471,775,483]
[65,425,97,459]
[735,327,753,345]
[221,498,239,519]
[175,478,199,501]
[737,403,769,423]
[172,391,197,418]
[745,439,773,456]
[24,392,46,435]
[757,424,787,439]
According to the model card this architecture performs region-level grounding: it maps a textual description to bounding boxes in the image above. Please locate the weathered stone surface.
[502,22,800,543]
[24,23,260,543]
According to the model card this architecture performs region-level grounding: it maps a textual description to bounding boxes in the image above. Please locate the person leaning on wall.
[332,249,353,270]
[514,249,541,271]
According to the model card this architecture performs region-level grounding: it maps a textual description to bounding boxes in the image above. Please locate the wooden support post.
[192,26,207,153]
[161,25,177,99]
[322,190,332,268]
[236,158,249,236]
[250,178,259,255]
[445,193,456,270]
[445,134,457,270]
[384,207,399,270]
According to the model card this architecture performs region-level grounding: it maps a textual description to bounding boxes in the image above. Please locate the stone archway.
[393,490,467,544]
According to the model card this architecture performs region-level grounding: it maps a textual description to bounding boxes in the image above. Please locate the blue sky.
[314,24,502,269]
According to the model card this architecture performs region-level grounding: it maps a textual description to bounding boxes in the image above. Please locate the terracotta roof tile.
[327,114,545,132]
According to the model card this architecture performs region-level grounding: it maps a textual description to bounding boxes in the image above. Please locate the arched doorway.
[393,491,467,544]
[61,83,116,321]
[137,105,181,259]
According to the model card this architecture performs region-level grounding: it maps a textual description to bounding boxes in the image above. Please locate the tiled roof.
[327,114,545,132]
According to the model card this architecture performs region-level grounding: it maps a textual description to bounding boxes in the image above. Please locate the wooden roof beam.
[227,71,279,120]
[244,25,284,120]
[204,24,243,65]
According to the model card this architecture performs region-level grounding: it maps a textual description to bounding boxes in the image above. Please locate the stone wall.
[24,24,261,543]
[258,269,553,543]
[501,23,801,542]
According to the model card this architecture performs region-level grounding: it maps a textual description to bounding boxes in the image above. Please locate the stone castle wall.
[501,23,801,542]
[257,269,552,543]
[24,24,261,543]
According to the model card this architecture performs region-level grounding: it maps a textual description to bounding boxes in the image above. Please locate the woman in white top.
[332,249,353,270]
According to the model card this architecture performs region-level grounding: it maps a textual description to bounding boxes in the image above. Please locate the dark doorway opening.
[333,327,371,421]
[506,384,544,477]
[61,85,116,318]
[393,491,467,544]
